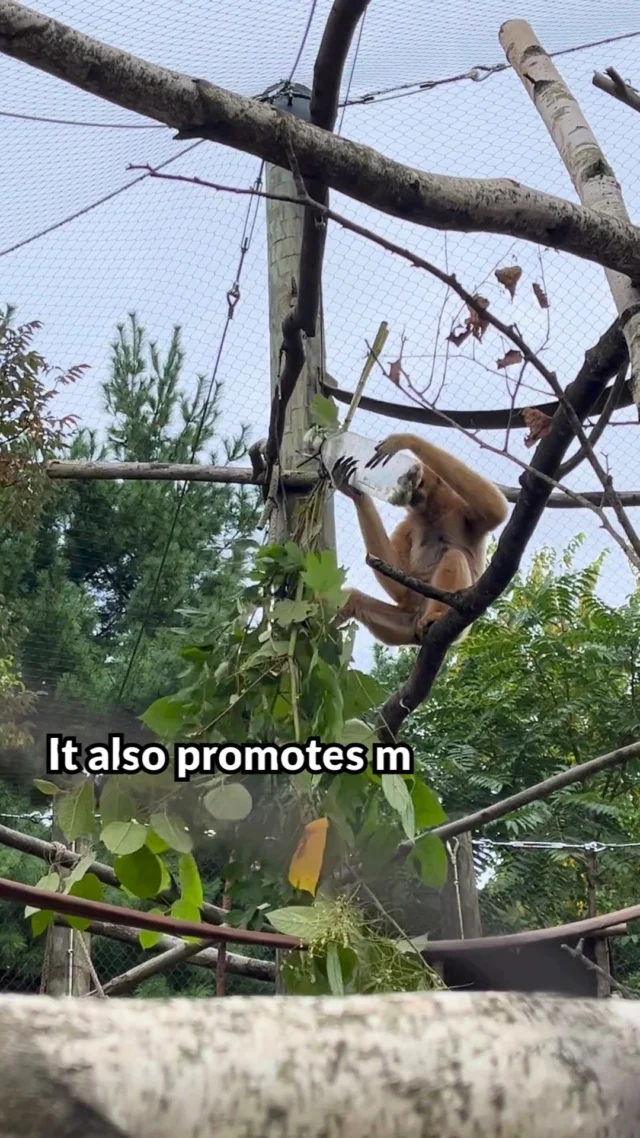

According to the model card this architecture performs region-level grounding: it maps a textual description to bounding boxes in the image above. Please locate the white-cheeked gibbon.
[332,432,508,646]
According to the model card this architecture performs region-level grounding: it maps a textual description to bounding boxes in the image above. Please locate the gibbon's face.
[407,473,429,510]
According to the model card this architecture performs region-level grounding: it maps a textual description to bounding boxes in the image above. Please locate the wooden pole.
[585,850,611,997]
[41,833,93,997]
[263,82,335,550]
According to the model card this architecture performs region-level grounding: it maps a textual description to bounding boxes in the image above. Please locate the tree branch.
[593,67,640,116]
[366,556,468,610]
[379,318,627,741]
[561,942,638,999]
[74,918,276,983]
[3,1,640,275]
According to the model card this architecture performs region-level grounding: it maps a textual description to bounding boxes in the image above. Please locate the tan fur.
[336,433,508,646]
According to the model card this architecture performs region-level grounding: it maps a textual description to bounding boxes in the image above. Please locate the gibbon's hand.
[365,434,408,470]
[330,455,363,500]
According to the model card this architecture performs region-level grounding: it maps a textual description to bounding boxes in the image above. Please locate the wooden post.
[263,81,335,550]
[440,833,483,940]
[40,831,92,997]
[585,849,611,997]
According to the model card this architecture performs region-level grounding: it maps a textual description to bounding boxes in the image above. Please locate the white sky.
[2,0,640,671]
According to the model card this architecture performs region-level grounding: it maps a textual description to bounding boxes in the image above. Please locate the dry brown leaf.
[447,328,471,347]
[495,266,522,299]
[388,359,402,384]
[532,282,549,309]
[497,349,523,370]
[522,406,553,448]
[287,817,329,896]
[449,296,490,347]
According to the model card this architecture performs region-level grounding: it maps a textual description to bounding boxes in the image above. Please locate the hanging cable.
[0,139,205,260]
[337,8,367,134]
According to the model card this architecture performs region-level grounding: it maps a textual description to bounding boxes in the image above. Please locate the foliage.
[374,539,640,983]
[0,305,82,524]
[0,313,259,719]
[31,541,447,995]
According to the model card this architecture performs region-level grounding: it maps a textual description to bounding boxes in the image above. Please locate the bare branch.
[593,67,640,116]
[3,1,640,275]
[366,556,468,610]
[501,21,640,400]
[561,942,638,999]
[559,364,629,476]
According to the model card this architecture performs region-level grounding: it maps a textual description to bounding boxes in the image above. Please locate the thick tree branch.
[44,459,640,508]
[379,319,627,740]
[593,67,640,116]
[2,991,640,1138]
[3,1,640,275]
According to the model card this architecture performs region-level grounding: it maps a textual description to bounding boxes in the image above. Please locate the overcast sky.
[2,0,640,670]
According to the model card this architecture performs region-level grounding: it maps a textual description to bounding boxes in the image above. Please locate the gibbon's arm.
[374,434,508,530]
[351,494,413,605]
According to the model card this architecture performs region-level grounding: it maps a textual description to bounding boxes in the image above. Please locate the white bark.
[2,2,640,278]
[500,20,640,402]
[2,991,640,1137]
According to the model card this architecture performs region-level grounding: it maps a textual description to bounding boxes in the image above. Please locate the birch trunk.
[1,991,640,1138]
[499,20,640,402]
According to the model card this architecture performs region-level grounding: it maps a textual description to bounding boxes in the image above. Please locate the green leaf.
[411,834,448,888]
[169,898,201,943]
[342,670,388,719]
[381,773,415,840]
[272,599,314,625]
[266,901,334,941]
[326,942,344,995]
[411,779,446,829]
[309,393,339,430]
[114,847,164,899]
[99,777,134,827]
[203,784,253,822]
[101,820,148,855]
[145,830,170,855]
[178,854,203,909]
[140,695,188,739]
[139,909,165,950]
[30,909,53,937]
[64,849,95,892]
[33,778,60,796]
[25,872,60,917]
[150,811,193,853]
[56,780,95,841]
[301,550,346,609]
[65,873,102,931]
[340,718,377,752]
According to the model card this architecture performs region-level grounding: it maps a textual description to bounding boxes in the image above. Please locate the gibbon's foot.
[365,434,407,470]
[330,455,363,500]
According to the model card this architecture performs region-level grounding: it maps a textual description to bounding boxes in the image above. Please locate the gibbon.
[332,432,508,646]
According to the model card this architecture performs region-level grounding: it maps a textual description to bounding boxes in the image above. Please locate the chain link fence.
[1,0,639,992]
